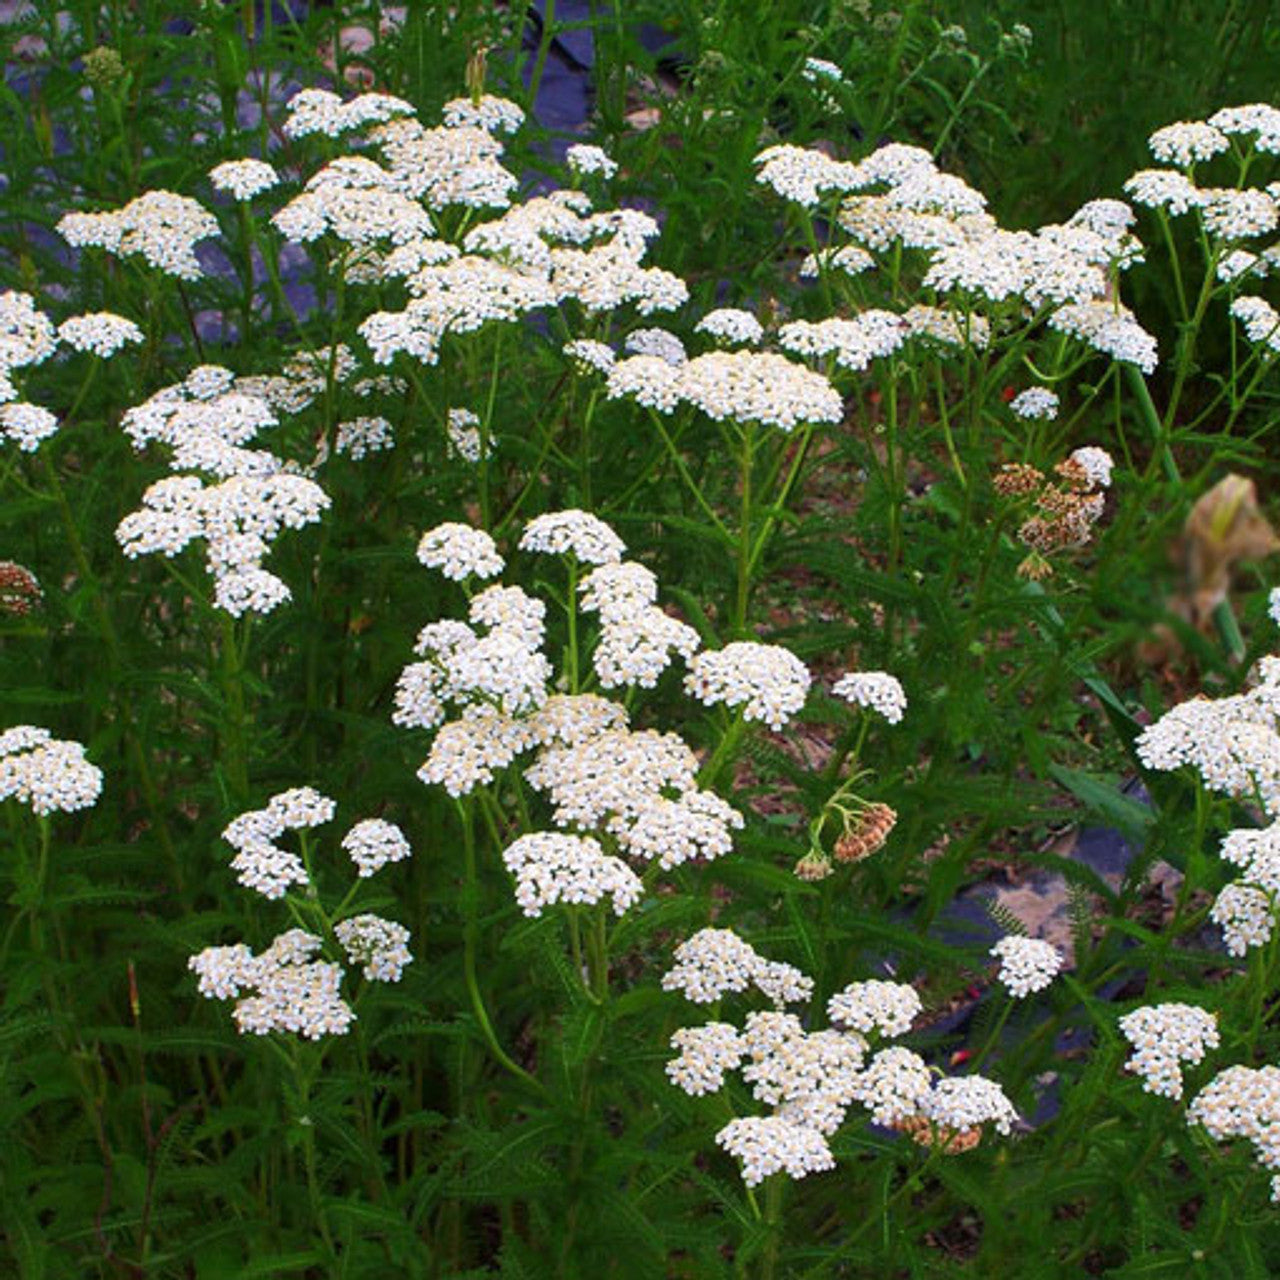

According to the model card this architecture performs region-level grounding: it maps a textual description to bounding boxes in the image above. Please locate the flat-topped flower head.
[501,831,642,917]
[715,1115,835,1186]
[832,670,906,724]
[441,94,524,135]
[0,403,58,451]
[566,143,618,179]
[677,351,844,431]
[918,1074,1019,1136]
[192,928,355,1039]
[827,979,921,1037]
[1120,1002,1220,1099]
[1212,881,1276,957]
[1010,387,1060,420]
[0,727,103,815]
[851,1047,933,1126]
[1147,121,1230,167]
[662,927,814,1006]
[991,935,1064,998]
[685,642,812,730]
[334,913,413,981]
[210,159,280,200]
[695,308,764,346]
[342,818,412,877]
[519,509,625,565]
[417,522,504,581]
[1124,168,1204,215]
[58,311,143,357]
[667,1022,743,1096]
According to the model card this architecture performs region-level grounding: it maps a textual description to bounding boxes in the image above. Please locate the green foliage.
[4,1,1280,1277]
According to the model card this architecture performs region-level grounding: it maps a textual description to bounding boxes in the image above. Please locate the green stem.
[458,801,549,1097]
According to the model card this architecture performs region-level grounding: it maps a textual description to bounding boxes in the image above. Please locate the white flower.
[990,936,1063,998]
[563,339,617,373]
[1147,121,1230,167]
[625,327,686,366]
[0,402,58,451]
[334,913,413,981]
[1048,302,1158,373]
[667,1022,743,1096]
[918,1075,1018,1136]
[192,929,355,1040]
[1069,446,1114,489]
[519,509,626,565]
[335,416,394,460]
[0,728,103,815]
[566,144,618,179]
[715,1115,835,1186]
[851,1047,933,1126]
[676,351,844,431]
[827,979,921,1037]
[831,671,906,724]
[695,308,764,346]
[1010,387,1060,421]
[501,831,643,917]
[1212,881,1276,957]
[441,94,525,135]
[661,928,768,1004]
[417,522,504,581]
[209,159,280,200]
[685,642,812,730]
[661,927,814,1006]
[341,818,412,877]
[214,566,292,617]
[613,790,743,868]
[57,311,143,357]
[1124,168,1204,215]
[1120,1003,1220,1099]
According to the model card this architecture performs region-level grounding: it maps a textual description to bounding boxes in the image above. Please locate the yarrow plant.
[11,14,1280,1274]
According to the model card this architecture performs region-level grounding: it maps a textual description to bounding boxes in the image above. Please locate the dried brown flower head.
[834,801,897,863]
[0,561,41,616]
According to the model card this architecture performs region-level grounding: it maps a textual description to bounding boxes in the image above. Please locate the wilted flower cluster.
[991,445,1114,578]
[0,725,103,816]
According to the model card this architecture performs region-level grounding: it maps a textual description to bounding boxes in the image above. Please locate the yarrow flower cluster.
[827,979,922,1037]
[417,522,504,581]
[666,933,1019,1186]
[190,930,355,1039]
[832,670,907,724]
[990,936,1064,998]
[662,928,813,1006]
[341,818,412,878]
[1009,387,1060,420]
[1119,1003,1220,1099]
[685,642,812,730]
[1189,1063,1280,1201]
[221,787,336,900]
[0,725,103,815]
[501,832,643,917]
